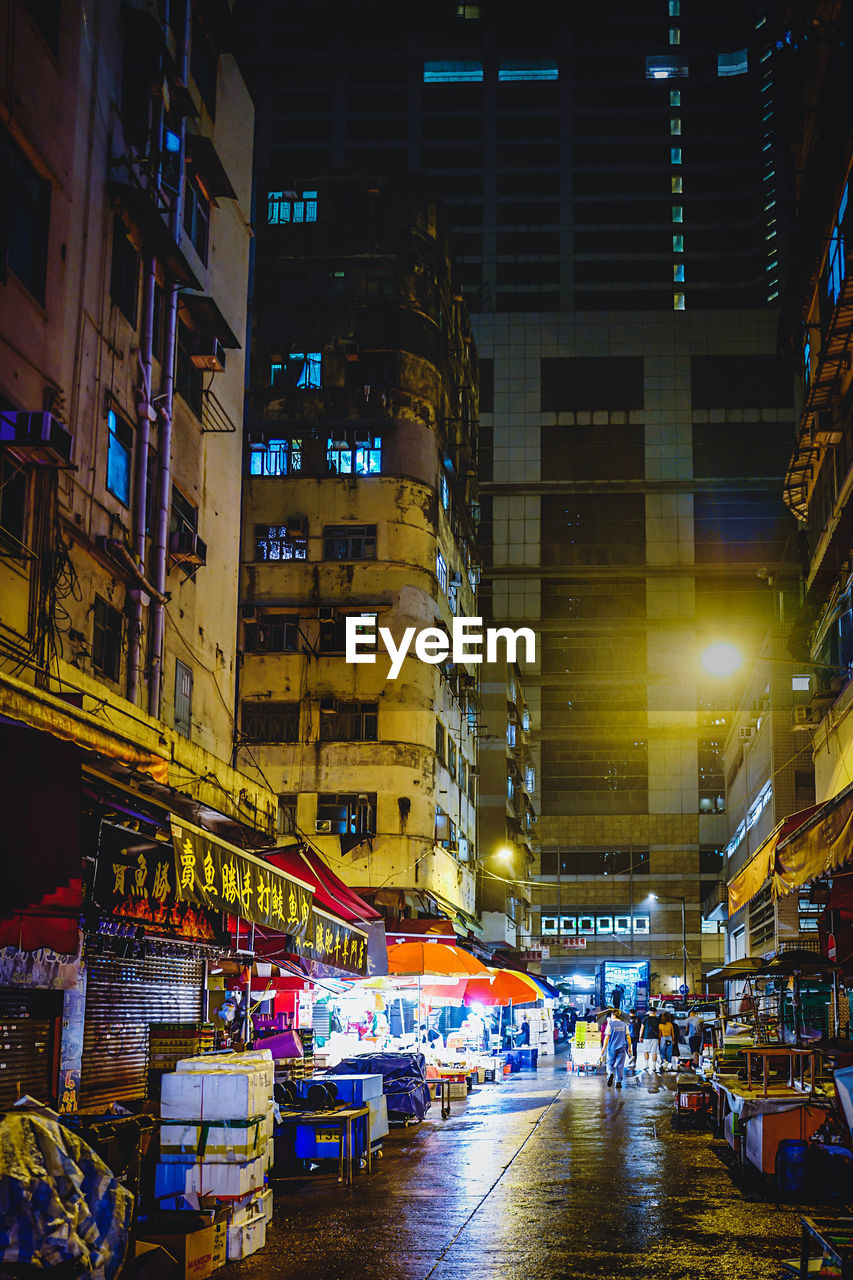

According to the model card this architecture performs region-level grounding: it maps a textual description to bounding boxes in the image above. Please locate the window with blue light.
[718,49,748,76]
[672,206,683,223]
[327,433,382,475]
[271,353,322,390]
[498,61,558,81]
[423,60,483,83]
[673,264,685,282]
[436,550,448,592]
[670,147,682,164]
[440,472,450,510]
[826,182,849,307]
[672,234,684,252]
[670,90,681,107]
[267,190,318,224]
[646,56,689,79]
[804,333,811,385]
[106,409,133,506]
[249,438,303,477]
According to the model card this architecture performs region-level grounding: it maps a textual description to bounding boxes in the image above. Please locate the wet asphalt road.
[232,1056,811,1280]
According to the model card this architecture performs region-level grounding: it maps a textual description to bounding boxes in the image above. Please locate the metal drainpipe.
[127,252,156,706]
[148,2,189,719]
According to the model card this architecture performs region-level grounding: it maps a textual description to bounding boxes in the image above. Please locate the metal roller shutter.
[0,989,60,1110]
[80,953,204,1110]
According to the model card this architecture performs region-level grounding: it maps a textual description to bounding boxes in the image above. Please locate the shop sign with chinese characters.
[303,906,368,977]
[171,817,313,940]
[94,823,225,943]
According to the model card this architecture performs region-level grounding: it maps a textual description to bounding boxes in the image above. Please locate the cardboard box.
[160,1113,271,1164]
[137,1214,215,1280]
[155,1156,266,1200]
[227,1211,266,1261]
[161,1070,268,1122]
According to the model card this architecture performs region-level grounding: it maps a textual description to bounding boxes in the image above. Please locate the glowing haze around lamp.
[700,641,743,679]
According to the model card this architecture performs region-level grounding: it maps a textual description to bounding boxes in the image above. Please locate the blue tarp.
[332,1054,432,1121]
[0,1099,133,1278]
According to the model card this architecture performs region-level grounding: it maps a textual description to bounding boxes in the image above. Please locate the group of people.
[600,1005,704,1088]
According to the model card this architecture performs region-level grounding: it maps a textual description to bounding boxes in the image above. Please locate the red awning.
[264,845,381,925]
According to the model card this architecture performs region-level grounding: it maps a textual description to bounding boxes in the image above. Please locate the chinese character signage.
[302,907,368,977]
[170,818,313,940]
[94,824,225,943]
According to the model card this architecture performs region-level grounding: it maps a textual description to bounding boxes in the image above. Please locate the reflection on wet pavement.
[232,1056,806,1279]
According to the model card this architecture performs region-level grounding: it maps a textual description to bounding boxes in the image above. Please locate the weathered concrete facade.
[238,175,480,917]
[0,0,258,815]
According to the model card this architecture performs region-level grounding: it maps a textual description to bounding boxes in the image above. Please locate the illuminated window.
[670,118,681,135]
[671,147,682,164]
[718,49,749,77]
[669,27,681,45]
[436,550,448,592]
[668,0,680,13]
[424,60,483,82]
[826,182,849,306]
[498,61,558,81]
[106,409,133,506]
[672,176,683,194]
[249,438,302,477]
[440,472,450,510]
[327,432,382,475]
[646,56,689,79]
[267,190,318,224]
[672,206,683,222]
[673,234,684,252]
[673,264,684,282]
[255,523,308,561]
[670,90,681,107]
[271,352,322,390]
[673,292,685,310]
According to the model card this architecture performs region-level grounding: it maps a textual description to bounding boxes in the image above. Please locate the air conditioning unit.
[318,606,336,620]
[814,410,843,447]
[792,705,816,730]
[191,338,226,373]
[329,435,350,450]
[0,410,72,465]
[247,430,266,447]
[319,696,336,713]
[169,527,207,566]
[450,572,463,586]
[315,819,333,834]
[240,604,257,620]
[352,428,374,446]
[286,515,307,536]
[738,726,756,742]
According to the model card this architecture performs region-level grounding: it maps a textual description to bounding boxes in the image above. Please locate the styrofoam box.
[314,1074,383,1105]
[231,1186,272,1229]
[367,1094,388,1142]
[155,1156,265,1199]
[177,1055,274,1096]
[160,1112,272,1164]
[227,1211,266,1261]
[161,1070,268,1121]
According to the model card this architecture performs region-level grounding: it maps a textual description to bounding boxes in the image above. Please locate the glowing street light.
[700,641,744,679]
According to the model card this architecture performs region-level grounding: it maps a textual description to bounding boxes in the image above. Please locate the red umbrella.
[462,968,541,1007]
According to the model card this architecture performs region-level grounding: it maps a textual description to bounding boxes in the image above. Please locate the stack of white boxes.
[155,1049,274,1261]
[525,1008,555,1058]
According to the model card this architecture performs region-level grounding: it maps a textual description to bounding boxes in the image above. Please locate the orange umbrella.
[386,941,491,978]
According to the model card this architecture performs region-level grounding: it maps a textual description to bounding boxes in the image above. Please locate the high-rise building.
[237,0,799,995]
[237,173,481,931]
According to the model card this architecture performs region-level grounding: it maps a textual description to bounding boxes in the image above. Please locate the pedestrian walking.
[601,1013,633,1089]
[628,1008,642,1062]
[637,1009,661,1074]
[687,1010,703,1067]
[658,1011,676,1069]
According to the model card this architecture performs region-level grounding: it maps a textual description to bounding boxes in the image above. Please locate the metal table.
[277,1105,372,1186]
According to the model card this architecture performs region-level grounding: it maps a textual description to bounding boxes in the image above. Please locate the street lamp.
[647,892,687,999]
